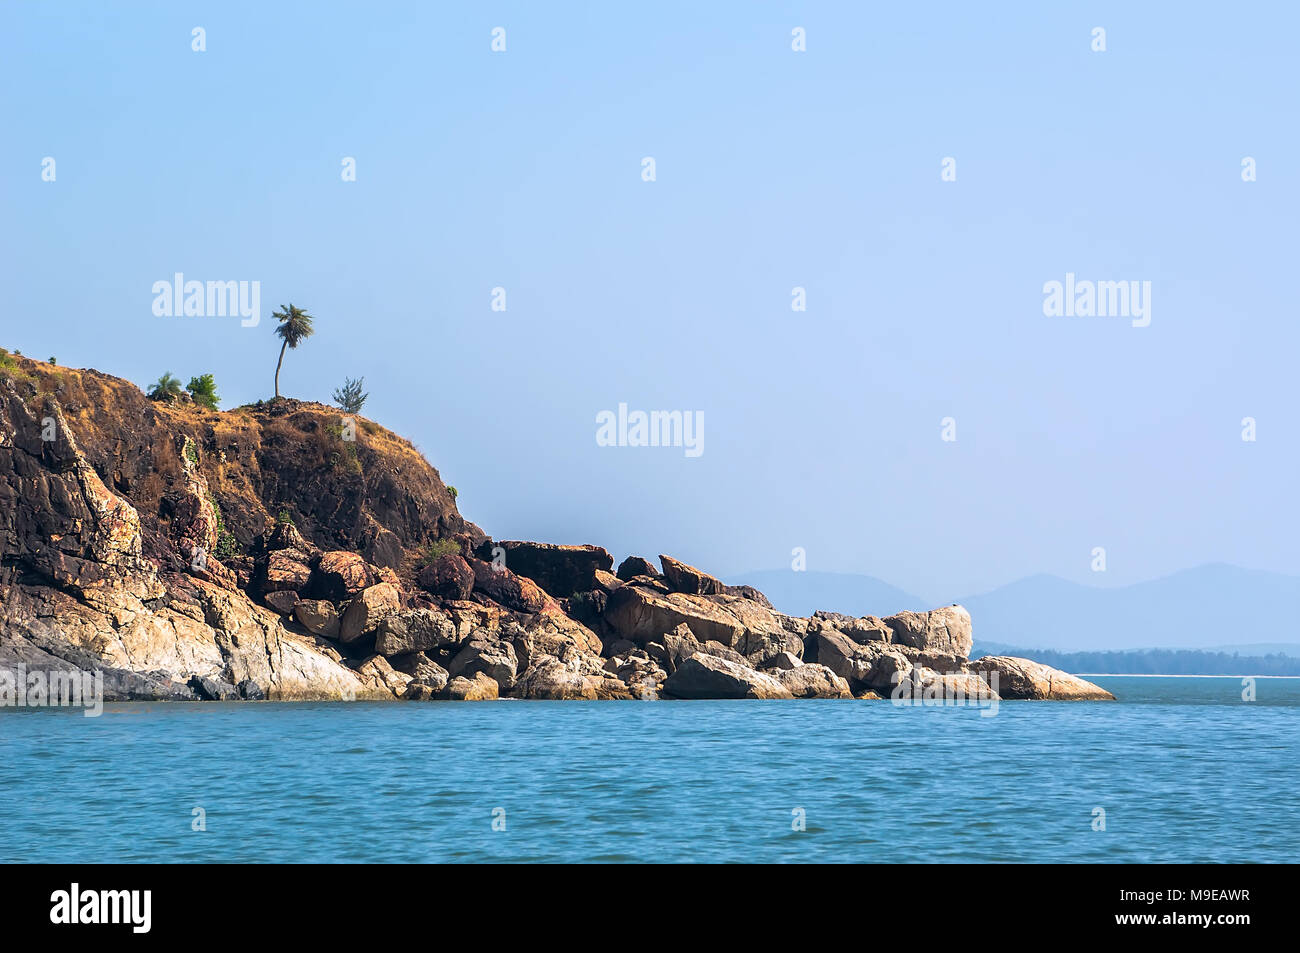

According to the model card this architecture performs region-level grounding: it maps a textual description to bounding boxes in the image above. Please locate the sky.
[1,1,1297,603]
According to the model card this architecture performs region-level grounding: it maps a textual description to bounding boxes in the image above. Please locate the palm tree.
[271,304,315,399]
[148,372,184,401]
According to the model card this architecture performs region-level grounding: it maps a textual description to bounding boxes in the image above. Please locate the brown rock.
[313,551,377,600]
[616,555,659,581]
[966,656,1115,701]
[661,654,794,700]
[777,664,852,699]
[440,672,499,701]
[263,590,299,615]
[659,554,726,595]
[339,582,402,643]
[374,607,460,656]
[481,540,614,598]
[514,656,598,700]
[415,554,474,600]
[265,550,313,592]
[884,605,973,658]
[467,558,554,613]
[293,599,340,638]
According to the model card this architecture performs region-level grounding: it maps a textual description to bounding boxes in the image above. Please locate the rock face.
[884,606,973,657]
[0,355,1115,706]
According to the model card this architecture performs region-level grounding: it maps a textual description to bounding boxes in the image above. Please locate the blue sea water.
[2,676,1297,863]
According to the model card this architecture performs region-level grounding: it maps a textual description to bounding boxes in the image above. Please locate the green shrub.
[186,373,220,410]
[417,538,461,567]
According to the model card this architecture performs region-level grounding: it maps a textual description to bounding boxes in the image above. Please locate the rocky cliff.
[0,353,1113,703]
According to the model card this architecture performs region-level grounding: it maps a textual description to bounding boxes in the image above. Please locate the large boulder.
[415,554,474,600]
[312,551,378,600]
[389,651,450,692]
[447,636,518,691]
[482,541,613,598]
[884,605,973,658]
[293,599,340,638]
[374,607,461,656]
[605,585,744,646]
[263,549,313,592]
[514,656,598,700]
[659,554,726,596]
[776,663,851,699]
[615,555,659,581]
[467,558,554,613]
[661,654,794,700]
[966,656,1114,701]
[338,582,403,643]
[440,672,499,701]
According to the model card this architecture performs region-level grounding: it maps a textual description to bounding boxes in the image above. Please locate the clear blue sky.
[2,2,1296,603]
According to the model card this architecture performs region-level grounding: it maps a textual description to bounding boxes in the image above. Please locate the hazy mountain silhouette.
[735,564,1300,653]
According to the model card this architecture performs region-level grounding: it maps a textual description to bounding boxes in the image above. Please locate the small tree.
[149,372,184,401]
[332,376,368,414]
[186,373,220,410]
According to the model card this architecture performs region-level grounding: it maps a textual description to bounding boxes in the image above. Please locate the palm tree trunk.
[274,340,287,398]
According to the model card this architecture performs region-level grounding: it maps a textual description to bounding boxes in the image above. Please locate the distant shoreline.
[1079,673,1300,679]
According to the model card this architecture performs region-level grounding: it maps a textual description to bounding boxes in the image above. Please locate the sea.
[2,676,1296,863]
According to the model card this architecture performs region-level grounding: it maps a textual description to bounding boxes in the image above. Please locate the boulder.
[339,582,403,643]
[759,651,802,671]
[777,664,851,699]
[264,549,313,592]
[312,551,377,600]
[661,654,794,700]
[514,656,598,700]
[659,554,726,596]
[440,672,499,701]
[603,652,667,700]
[262,590,299,616]
[388,651,450,691]
[266,520,311,554]
[415,554,474,600]
[604,585,744,646]
[722,584,773,607]
[616,555,659,581]
[352,654,411,697]
[812,611,891,644]
[374,607,460,656]
[447,636,518,691]
[293,599,340,638]
[966,656,1114,701]
[467,558,553,613]
[884,605,973,658]
[482,541,613,598]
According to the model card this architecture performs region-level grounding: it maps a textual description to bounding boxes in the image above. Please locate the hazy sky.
[2,2,1296,602]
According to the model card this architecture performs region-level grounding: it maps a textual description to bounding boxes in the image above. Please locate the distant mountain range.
[731,564,1300,654]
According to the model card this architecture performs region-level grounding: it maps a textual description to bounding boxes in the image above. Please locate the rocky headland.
[0,354,1114,704]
